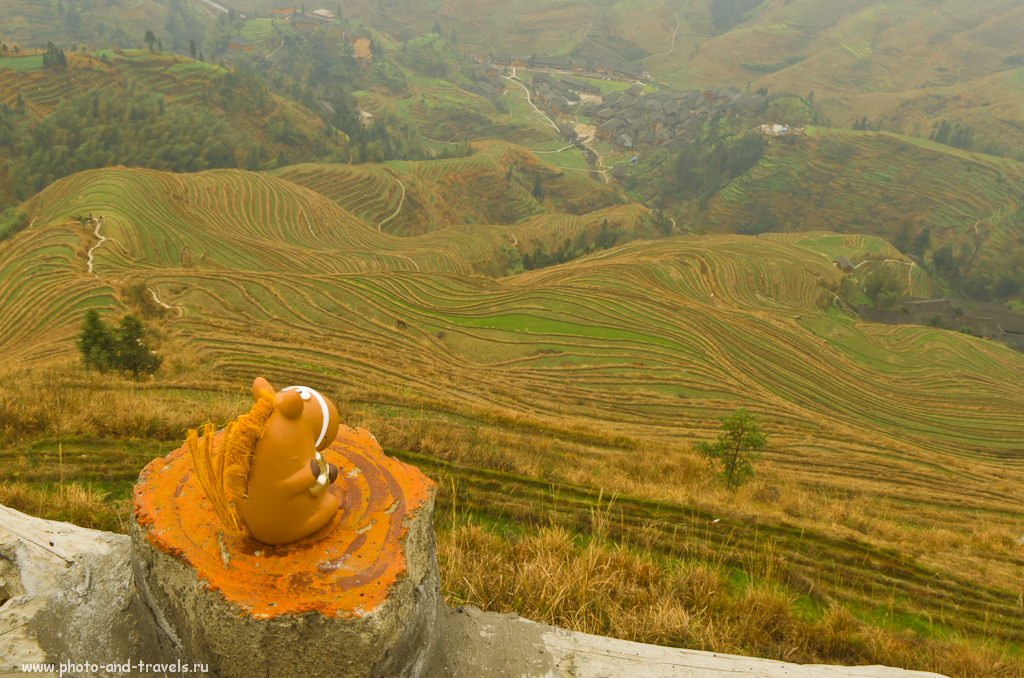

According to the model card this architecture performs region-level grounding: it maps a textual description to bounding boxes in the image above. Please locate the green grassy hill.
[1,162,1023,673]
[631,127,1024,293]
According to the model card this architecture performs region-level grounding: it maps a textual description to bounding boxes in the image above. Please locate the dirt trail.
[86,218,105,277]
[378,175,407,231]
[643,0,691,65]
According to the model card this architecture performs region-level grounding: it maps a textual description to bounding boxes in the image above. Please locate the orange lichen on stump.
[134,425,435,620]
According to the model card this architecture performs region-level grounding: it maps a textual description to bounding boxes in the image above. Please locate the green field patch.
[0,56,43,70]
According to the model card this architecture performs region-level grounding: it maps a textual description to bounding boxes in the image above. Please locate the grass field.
[1,152,1023,673]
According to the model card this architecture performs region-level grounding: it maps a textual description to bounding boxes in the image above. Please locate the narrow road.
[87,218,105,277]
[643,0,691,65]
[150,288,173,310]
[377,176,406,231]
[502,76,561,134]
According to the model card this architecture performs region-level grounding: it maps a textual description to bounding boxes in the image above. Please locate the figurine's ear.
[252,377,274,401]
[278,389,304,420]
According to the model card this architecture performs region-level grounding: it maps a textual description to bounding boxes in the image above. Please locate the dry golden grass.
[1,359,1022,675]
[0,480,128,533]
[436,519,1021,677]
[0,361,248,443]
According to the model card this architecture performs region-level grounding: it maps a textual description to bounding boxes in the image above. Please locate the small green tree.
[144,30,157,51]
[113,314,162,377]
[75,309,115,372]
[696,409,768,490]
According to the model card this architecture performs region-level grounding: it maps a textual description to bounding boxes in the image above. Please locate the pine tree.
[157,37,163,51]
[113,314,162,377]
[190,38,197,59]
[75,309,115,372]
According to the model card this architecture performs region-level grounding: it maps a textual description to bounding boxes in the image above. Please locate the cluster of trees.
[928,120,975,151]
[76,310,162,378]
[852,116,877,131]
[884,207,1024,304]
[666,131,767,209]
[508,215,670,274]
[163,0,208,55]
[862,265,908,309]
[0,207,29,242]
[0,86,265,208]
[42,41,68,68]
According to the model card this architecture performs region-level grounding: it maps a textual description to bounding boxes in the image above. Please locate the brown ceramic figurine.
[187,377,342,545]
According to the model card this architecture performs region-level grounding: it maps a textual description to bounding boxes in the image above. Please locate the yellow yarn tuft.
[186,391,277,537]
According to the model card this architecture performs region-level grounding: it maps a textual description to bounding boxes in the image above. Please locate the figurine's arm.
[279,463,319,496]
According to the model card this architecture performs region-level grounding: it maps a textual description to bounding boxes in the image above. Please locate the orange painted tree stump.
[131,425,441,678]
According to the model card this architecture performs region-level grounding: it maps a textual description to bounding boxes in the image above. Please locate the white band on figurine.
[284,386,331,447]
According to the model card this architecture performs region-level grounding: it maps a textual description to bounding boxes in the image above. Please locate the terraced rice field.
[274,142,620,236]
[241,18,274,43]
[3,160,1023,660]
[0,55,119,116]
[704,128,1024,256]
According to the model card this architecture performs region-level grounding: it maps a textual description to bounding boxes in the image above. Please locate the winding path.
[86,218,106,277]
[377,175,406,232]
[502,76,561,134]
[150,289,173,310]
[643,0,691,65]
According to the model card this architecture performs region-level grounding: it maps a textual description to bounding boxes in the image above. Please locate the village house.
[595,118,624,141]
[561,75,599,94]
[578,85,768,162]
[534,86,571,118]
[270,3,294,19]
[510,54,529,68]
[227,37,256,52]
[834,256,854,274]
[312,8,334,19]
[570,59,591,74]
[534,55,571,70]
[609,163,629,183]
[293,16,317,30]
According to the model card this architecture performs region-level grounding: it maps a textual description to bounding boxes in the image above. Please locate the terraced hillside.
[274,142,621,236]
[0,0,167,48]
[2,164,1024,666]
[322,0,1024,153]
[634,128,1024,259]
[0,51,336,159]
